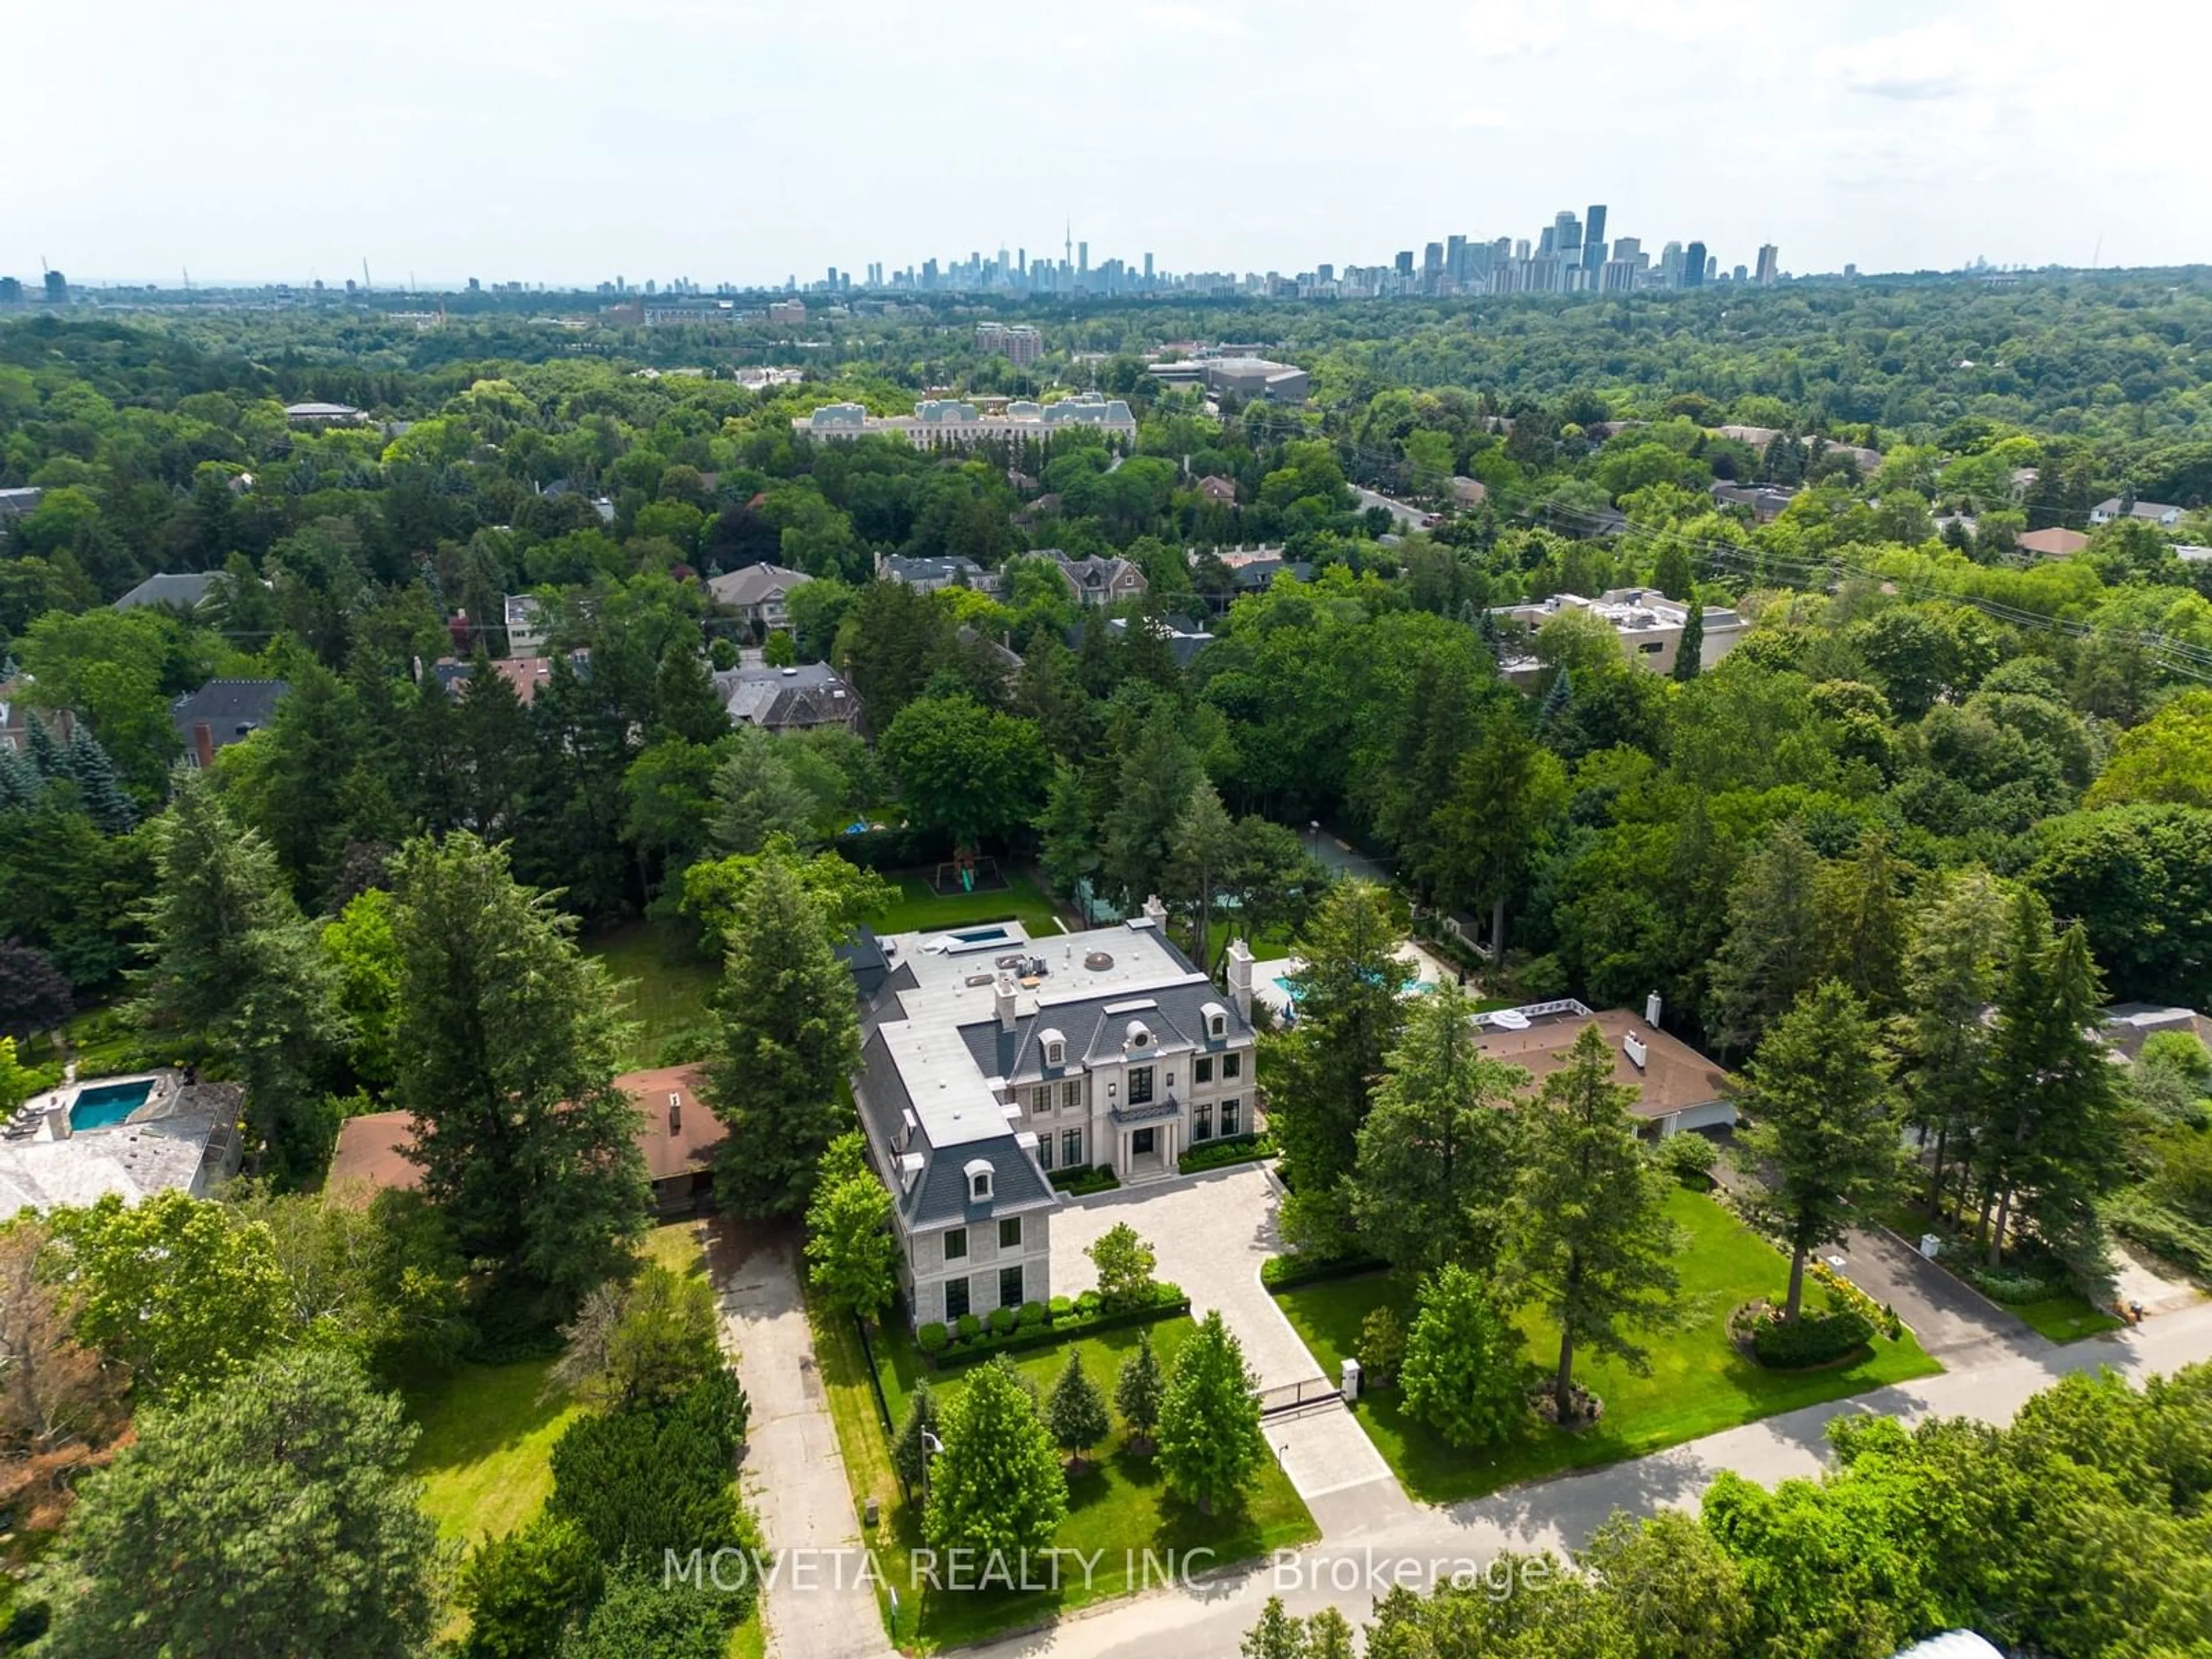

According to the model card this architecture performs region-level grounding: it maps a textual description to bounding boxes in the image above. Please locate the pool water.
[70,1079,154,1131]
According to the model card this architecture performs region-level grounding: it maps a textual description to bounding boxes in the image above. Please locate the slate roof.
[717,662,860,729]
[856,1027,1057,1232]
[0,1081,238,1212]
[113,571,218,612]
[839,927,894,1001]
[170,679,288,749]
[959,972,1244,1086]
[881,554,988,586]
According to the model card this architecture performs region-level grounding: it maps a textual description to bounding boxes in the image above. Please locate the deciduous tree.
[1157,1311,1266,1514]
[1399,1264,1524,1448]
[923,1356,1067,1559]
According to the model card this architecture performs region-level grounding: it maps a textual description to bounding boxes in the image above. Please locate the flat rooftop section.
[869,917,1205,1149]
[0,1078,240,1211]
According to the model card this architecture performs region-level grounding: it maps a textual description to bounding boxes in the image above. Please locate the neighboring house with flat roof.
[0,1077,243,1211]
[328,1065,724,1220]
[877,552,999,595]
[113,571,219,613]
[171,679,287,768]
[502,594,549,656]
[843,909,1262,1328]
[715,661,861,733]
[283,401,366,426]
[1488,588,1747,686]
[707,563,811,634]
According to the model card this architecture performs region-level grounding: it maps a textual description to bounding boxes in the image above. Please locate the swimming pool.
[70,1078,155,1131]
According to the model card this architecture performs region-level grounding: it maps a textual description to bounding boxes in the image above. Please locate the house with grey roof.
[707,563,812,635]
[0,486,47,528]
[714,661,861,733]
[113,571,219,613]
[1045,549,1147,609]
[2090,498,2183,529]
[877,552,1001,596]
[843,907,1262,1328]
[171,679,288,768]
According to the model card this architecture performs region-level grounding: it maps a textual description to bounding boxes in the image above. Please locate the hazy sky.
[9,0,2208,289]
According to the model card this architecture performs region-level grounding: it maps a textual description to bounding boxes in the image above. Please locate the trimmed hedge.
[924,1282,1188,1367]
[1178,1132,1276,1175]
[1050,1164,1120,1196]
[1261,1251,1387,1292]
[1961,1263,2068,1305]
[1749,1307,1873,1369]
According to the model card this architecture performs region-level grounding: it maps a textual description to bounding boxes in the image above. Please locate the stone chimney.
[1226,938,1256,1022]
[995,974,1018,1033]
[192,720,216,770]
[1141,893,1169,930]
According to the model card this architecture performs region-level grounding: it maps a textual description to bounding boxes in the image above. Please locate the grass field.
[813,1305,1316,1652]
[873,869,1067,938]
[1273,1187,1943,1506]
[582,920,721,1070]
[2012,1294,2127,1342]
[407,1225,763,1657]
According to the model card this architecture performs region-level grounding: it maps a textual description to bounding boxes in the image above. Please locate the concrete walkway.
[963,1298,2212,1659]
[711,1220,890,1659]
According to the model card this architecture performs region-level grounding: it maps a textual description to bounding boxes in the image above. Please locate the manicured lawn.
[873,869,1066,939]
[2013,1294,2126,1343]
[812,1304,1316,1652]
[1272,1187,1944,1506]
[407,1358,584,1544]
[582,919,721,1070]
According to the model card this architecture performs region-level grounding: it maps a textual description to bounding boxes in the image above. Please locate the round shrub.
[1750,1307,1873,1369]
[1048,1295,1073,1323]
[1074,1290,1102,1318]
[916,1322,949,1355]
[1656,1132,1718,1187]
[988,1306,1017,1336]
[1018,1301,1046,1327]
[955,1313,982,1342]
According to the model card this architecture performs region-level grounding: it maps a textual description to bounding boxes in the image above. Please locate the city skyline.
[7,0,2206,287]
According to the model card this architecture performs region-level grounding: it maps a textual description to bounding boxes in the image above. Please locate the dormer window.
[1202,1000,1229,1040]
[1040,1028,1066,1069]
[963,1158,994,1202]
[1210,1014,1225,1037]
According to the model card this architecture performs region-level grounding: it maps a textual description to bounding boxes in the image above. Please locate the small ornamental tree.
[1358,1304,1407,1389]
[804,1132,898,1327]
[0,940,73,1040]
[1399,1264,1525,1449]
[1157,1311,1266,1514]
[456,1516,603,1659]
[923,1357,1067,1560]
[1046,1353,1111,1474]
[891,1380,940,1494]
[1086,1222,1158,1309]
[1115,1330,1166,1456]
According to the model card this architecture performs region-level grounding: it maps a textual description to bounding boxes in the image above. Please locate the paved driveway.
[711,1219,891,1659]
[1050,1164,1325,1392]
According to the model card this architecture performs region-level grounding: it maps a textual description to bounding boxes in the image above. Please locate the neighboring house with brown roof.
[1472,999,1733,1137]
[2099,1003,2212,1063]
[2018,526,2090,559]
[1196,475,1238,505]
[1450,475,1489,506]
[327,1065,724,1219]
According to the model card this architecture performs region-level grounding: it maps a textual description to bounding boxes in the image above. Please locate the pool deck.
[5,1069,183,1143]
[1251,941,1457,1018]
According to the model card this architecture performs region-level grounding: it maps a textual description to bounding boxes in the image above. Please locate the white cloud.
[1460,1,1562,58]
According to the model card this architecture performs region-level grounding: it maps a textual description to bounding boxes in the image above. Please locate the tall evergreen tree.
[1813,826,1906,1014]
[1977,893,2127,1268]
[136,771,344,1181]
[1732,982,1902,1317]
[704,853,861,1218]
[1046,1352,1111,1474]
[1891,868,2009,1219]
[710,730,819,855]
[0,744,43,812]
[63,730,135,833]
[388,831,649,1320]
[1270,880,1411,1253]
[1348,981,1524,1278]
[1114,1330,1165,1456]
[1706,823,1825,1056]
[1168,778,1239,966]
[1429,707,1566,963]
[1157,1311,1267,1515]
[1100,699,1205,909]
[1505,1023,1681,1419]
[1672,598,1705,681]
